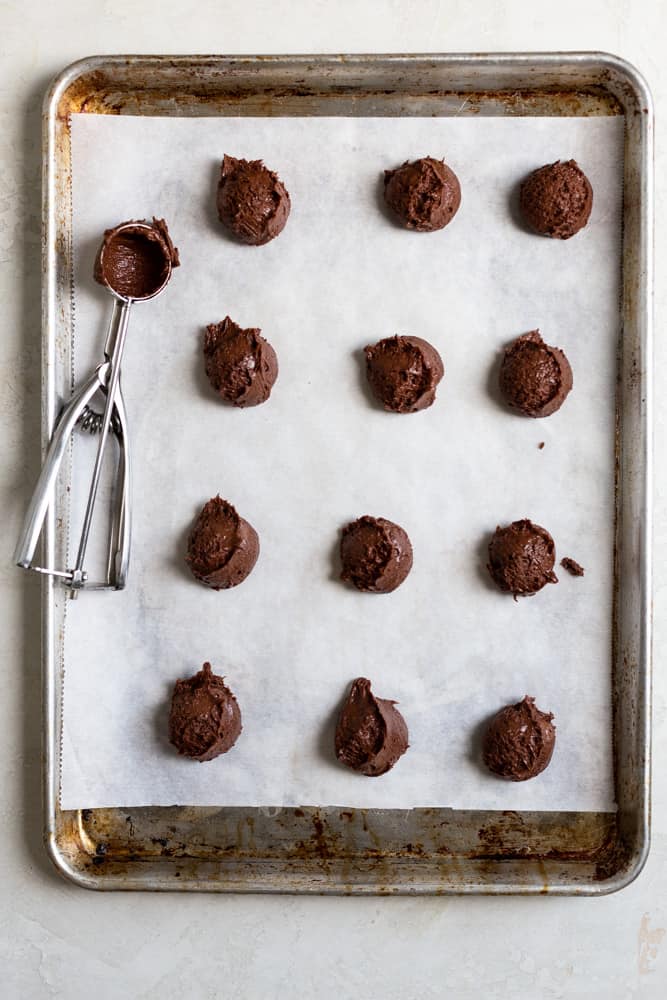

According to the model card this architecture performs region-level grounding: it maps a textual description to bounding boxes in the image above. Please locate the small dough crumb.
[561,557,584,577]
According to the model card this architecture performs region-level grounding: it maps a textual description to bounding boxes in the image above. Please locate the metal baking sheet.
[40,53,652,894]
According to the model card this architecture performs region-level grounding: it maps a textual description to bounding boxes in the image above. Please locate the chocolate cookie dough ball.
[168,662,242,762]
[186,496,259,590]
[520,160,593,239]
[383,157,461,232]
[335,677,409,777]
[364,335,444,413]
[94,217,179,300]
[499,330,573,418]
[483,696,556,781]
[204,316,278,407]
[217,155,290,245]
[487,519,558,597]
[340,516,413,594]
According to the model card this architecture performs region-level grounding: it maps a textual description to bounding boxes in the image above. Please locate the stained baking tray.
[41,53,652,894]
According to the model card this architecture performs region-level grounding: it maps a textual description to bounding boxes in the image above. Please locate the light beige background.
[1,1,665,997]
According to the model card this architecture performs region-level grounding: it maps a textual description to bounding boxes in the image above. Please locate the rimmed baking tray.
[41,53,652,894]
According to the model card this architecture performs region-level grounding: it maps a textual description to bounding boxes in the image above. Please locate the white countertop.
[1,2,665,997]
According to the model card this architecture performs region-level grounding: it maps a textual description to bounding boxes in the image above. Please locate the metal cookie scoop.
[15,218,179,595]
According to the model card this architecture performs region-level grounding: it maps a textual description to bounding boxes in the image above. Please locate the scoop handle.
[13,366,108,572]
[70,299,131,591]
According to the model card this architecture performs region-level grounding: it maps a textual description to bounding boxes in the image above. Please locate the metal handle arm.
[13,364,110,572]
[13,361,131,591]
[107,382,131,589]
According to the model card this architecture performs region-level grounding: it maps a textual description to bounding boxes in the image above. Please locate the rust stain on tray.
[58,68,622,120]
[62,794,633,891]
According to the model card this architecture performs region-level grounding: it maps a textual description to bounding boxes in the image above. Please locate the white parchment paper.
[61,113,623,810]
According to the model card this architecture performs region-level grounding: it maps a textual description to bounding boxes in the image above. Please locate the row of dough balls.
[202,319,573,417]
[168,665,557,782]
[185,497,584,598]
[217,153,593,244]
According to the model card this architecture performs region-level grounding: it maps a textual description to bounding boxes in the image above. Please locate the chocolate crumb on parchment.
[561,557,584,577]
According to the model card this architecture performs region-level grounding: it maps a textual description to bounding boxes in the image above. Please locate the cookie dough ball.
[364,335,444,413]
[487,519,558,597]
[483,696,556,780]
[168,662,242,761]
[217,155,290,245]
[499,330,573,418]
[186,496,259,590]
[335,677,409,776]
[520,160,593,239]
[204,316,278,407]
[94,217,179,300]
[340,516,413,594]
[383,157,461,232]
